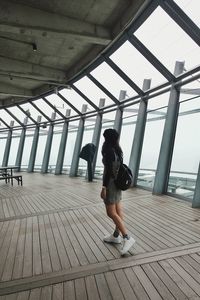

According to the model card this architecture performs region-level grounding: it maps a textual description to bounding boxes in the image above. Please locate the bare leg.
[105,204,127,236]
[114,202,124,233]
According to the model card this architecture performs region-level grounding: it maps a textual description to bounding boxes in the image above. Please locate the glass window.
[34,133,48,171]
[168,97,200,199]
[48,132,62,173]
[138,107,167,189]
[20,102,46,122]
[7,107,32,125]
[8,133,21,165]
[21,134,34,168]
[110,41,166,88]
[63,125,77,174]
[175,0,200,28]
[74,75,114,107]
[45,94,72,118]
[90,62,137,100]
[0,136,7,165]
[134,6,200,73]
[59,88,93,113]
[33,99,55,120]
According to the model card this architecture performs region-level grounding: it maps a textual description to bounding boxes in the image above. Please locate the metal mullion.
[161,0,200,46]
[0,117,10,129]
[87,73,119,105]
[29,100,51,122]
[4,108,24,127]
[127,33,175,82]
[71,84,99,110]
[104,56,144,95]
[42,97,66,119]
[57,92,81,115]
[16,104,38,125]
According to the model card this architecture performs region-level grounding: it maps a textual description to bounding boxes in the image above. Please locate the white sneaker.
[103,234,122,244]
[120,237,135,255]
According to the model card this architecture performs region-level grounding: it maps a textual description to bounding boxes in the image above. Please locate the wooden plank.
[85,275,100,300]
[43,214,61,272]
[0,220,16,280]
[52,283,63,300]
[38,215,52,274]
[133,265,162,300]
[74,278,87,300]
[12,218,27,279]
[159,260,198,298]
[40,286,52,300]
[22,217,33,278]
[105,271,125,300]
[29,288,41,300]
[114,269,138,300]
[95,273,112,300]
[48,213,70,270]
[59,212,88,266]
[32,216,42,276]
[63,281,75,300]
[142,264,175,300]
[16,290,30,300]
[150,261,188,300]
[124,267,150,300]
[2,219,21,281]
[53,213,79,268]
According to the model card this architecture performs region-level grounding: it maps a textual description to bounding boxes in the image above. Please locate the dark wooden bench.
[0,175,23,186]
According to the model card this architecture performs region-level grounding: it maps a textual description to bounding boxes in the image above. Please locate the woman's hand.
[100,187,107,200]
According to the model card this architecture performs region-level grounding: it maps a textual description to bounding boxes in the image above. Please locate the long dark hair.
[102,128,123,161]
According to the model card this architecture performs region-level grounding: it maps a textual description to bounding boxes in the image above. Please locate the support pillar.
[55,109,71,175]
[69,104,87,177]
[27,116,41,172]
[129,79,151,186]
[41,112,56,174]
[192,162,200,208]
[91,98,105,176]
[153,61,184,194]
[15,117,28,171]
[113,90,126,136]
[2,121,14,167]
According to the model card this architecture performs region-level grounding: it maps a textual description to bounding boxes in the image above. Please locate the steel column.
[55,109,71,175]
[69,104,87,177]
[41,113,56,174]
[15,117,28,171]
[153,61,184,194]
[192,163,200,208]
[129,79,151,186]
[114,90,126,136]
[2,121,14,167]
[91,98,105,176]
[27,116,41,172]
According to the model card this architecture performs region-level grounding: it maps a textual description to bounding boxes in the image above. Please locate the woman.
[100,128,135,255]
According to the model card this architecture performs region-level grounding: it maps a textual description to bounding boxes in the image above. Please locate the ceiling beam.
[0,81,33,97]
[0,56,68,84]
[0,1,111,45]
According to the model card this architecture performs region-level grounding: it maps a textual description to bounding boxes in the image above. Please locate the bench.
[0,175,23,186]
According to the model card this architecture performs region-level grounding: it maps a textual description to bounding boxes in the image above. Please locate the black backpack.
[114,153,133,191]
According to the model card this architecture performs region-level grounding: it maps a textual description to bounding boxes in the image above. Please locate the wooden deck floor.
[0,173,200,299]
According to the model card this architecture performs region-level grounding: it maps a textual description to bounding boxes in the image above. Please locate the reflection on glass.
[63,130,77,174]
[168,97,200,199]
[34,134,48,171]
[48,133,62,173]
[8,135,21,165]
[135,6,200,73]
[21,135,34,169]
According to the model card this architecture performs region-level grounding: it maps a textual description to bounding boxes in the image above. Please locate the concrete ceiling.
[0,0,146,107]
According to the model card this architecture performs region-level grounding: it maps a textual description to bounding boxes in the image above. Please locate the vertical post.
[92,98,105,176]
[153,61,184,194]
[69,104,87,177]
[15,117,28,171]
[27,116,41,173]
[113,90,126,136]
[41,112,56,174]
[192,162,200,208]
[55,109,71,175]
[129,79,151,186]
[2,121,14,167]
